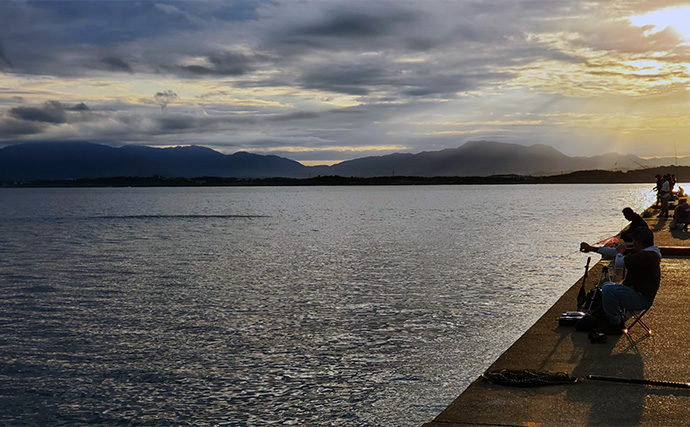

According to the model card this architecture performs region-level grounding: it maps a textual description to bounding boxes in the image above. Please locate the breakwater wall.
[424,212,690,426]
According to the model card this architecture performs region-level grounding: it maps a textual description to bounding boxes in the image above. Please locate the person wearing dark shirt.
[580,227,661,335]
[670,198,690,232]
[619,207,649,244]
[659,175,671,217]
[655,174,664,205]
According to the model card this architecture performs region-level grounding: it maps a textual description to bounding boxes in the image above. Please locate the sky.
[2,0,690,165]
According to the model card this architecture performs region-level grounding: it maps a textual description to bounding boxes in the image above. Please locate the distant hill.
[312,140,682,177]
[0,140,685,182]
[0,141,310,181]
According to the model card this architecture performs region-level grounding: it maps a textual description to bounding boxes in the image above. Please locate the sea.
[0,184,661,426]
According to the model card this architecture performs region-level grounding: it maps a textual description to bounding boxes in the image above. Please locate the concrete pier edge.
[423,209,690,427]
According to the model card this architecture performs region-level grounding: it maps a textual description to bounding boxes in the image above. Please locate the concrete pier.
[424,215,690,426]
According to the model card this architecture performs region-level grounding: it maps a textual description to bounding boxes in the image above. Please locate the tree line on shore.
[3,166,687,187]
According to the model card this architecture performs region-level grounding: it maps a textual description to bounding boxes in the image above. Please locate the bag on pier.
[558,311,584,327]
[559,288,604,331]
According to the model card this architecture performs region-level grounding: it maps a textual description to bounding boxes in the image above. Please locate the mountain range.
[0,140,685,182]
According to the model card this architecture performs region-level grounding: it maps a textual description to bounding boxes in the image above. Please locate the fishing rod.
[629,158,648,169]
[576,257,591,311]
[587,374,690,389]
[675,141,679,180]
[483,369,690,389]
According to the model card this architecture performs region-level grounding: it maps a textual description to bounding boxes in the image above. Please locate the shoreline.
[1,168,686,188]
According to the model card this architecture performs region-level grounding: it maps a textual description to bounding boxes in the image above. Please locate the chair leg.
[624,310,652,335]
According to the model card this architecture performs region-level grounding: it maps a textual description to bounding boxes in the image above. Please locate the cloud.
[69,103,90,112]
[0,39,13,69]
[267,111,319,121]
[174,52,257,76]
[0,1,228,76]
[154,3,206,27]
[10,101,67,124]
[1,101,93,140]
[290,11,413,38]
[100,57,133,73]
[3,1,690,160]
[155,113,257,132]
[0,118,45,137]
[154,91,178,110]
[301,66,384,95]
[260,3,435,56]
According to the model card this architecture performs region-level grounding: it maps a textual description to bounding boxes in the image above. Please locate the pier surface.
[424,215,690,427]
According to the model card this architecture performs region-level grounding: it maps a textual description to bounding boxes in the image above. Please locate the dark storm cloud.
[327,107,367,115]
[263,1,535,57]
[0,39,13,69]
[155,114,257,133]
[0,0,561,88]
[154,91,178,110]
[16,2,201,45]
[0,1,258,76]
[101,57,133,73]
[157,116,198,132]
[300,61,513,98]
[69,103,90,112]
[301,66,389,95]
[6,101,91,130]
[264,5,430,54]
[134,110,319,138]
[175,52,256,76]
[291,11,414,38]
[267,111,319,122]
[404,71,516,98]
[0,118,45,137]
[253,2,557,100]
[10,101,67,124]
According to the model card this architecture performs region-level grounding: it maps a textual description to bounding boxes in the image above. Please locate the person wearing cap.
[580,227,661,335]
[619,207,649,244]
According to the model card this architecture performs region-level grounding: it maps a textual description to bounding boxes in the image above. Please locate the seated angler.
[670,198,690,232]
[619,207,649,244]
[579,227,661,335]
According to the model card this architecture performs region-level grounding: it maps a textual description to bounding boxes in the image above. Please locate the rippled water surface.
[0,184,659,426]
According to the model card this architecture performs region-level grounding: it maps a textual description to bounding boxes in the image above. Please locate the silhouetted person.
[619,207,648,244]
[670,174,676,195]
[670,198,690,232]
[580,228,661,334]
[655,174,664,205]
[659,175,671,217]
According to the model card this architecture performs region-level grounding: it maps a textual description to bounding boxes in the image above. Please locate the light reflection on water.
[0,184,658,426]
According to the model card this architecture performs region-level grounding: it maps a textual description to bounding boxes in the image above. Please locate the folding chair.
[623,308,652,335]
[604,262,653,335]
[601,262,653,336]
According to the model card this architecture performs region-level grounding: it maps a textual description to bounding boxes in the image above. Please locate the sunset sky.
[2,0,690,165]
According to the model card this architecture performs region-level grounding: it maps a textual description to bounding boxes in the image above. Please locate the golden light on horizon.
[254,145,408,153]
[298,160,342,166]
